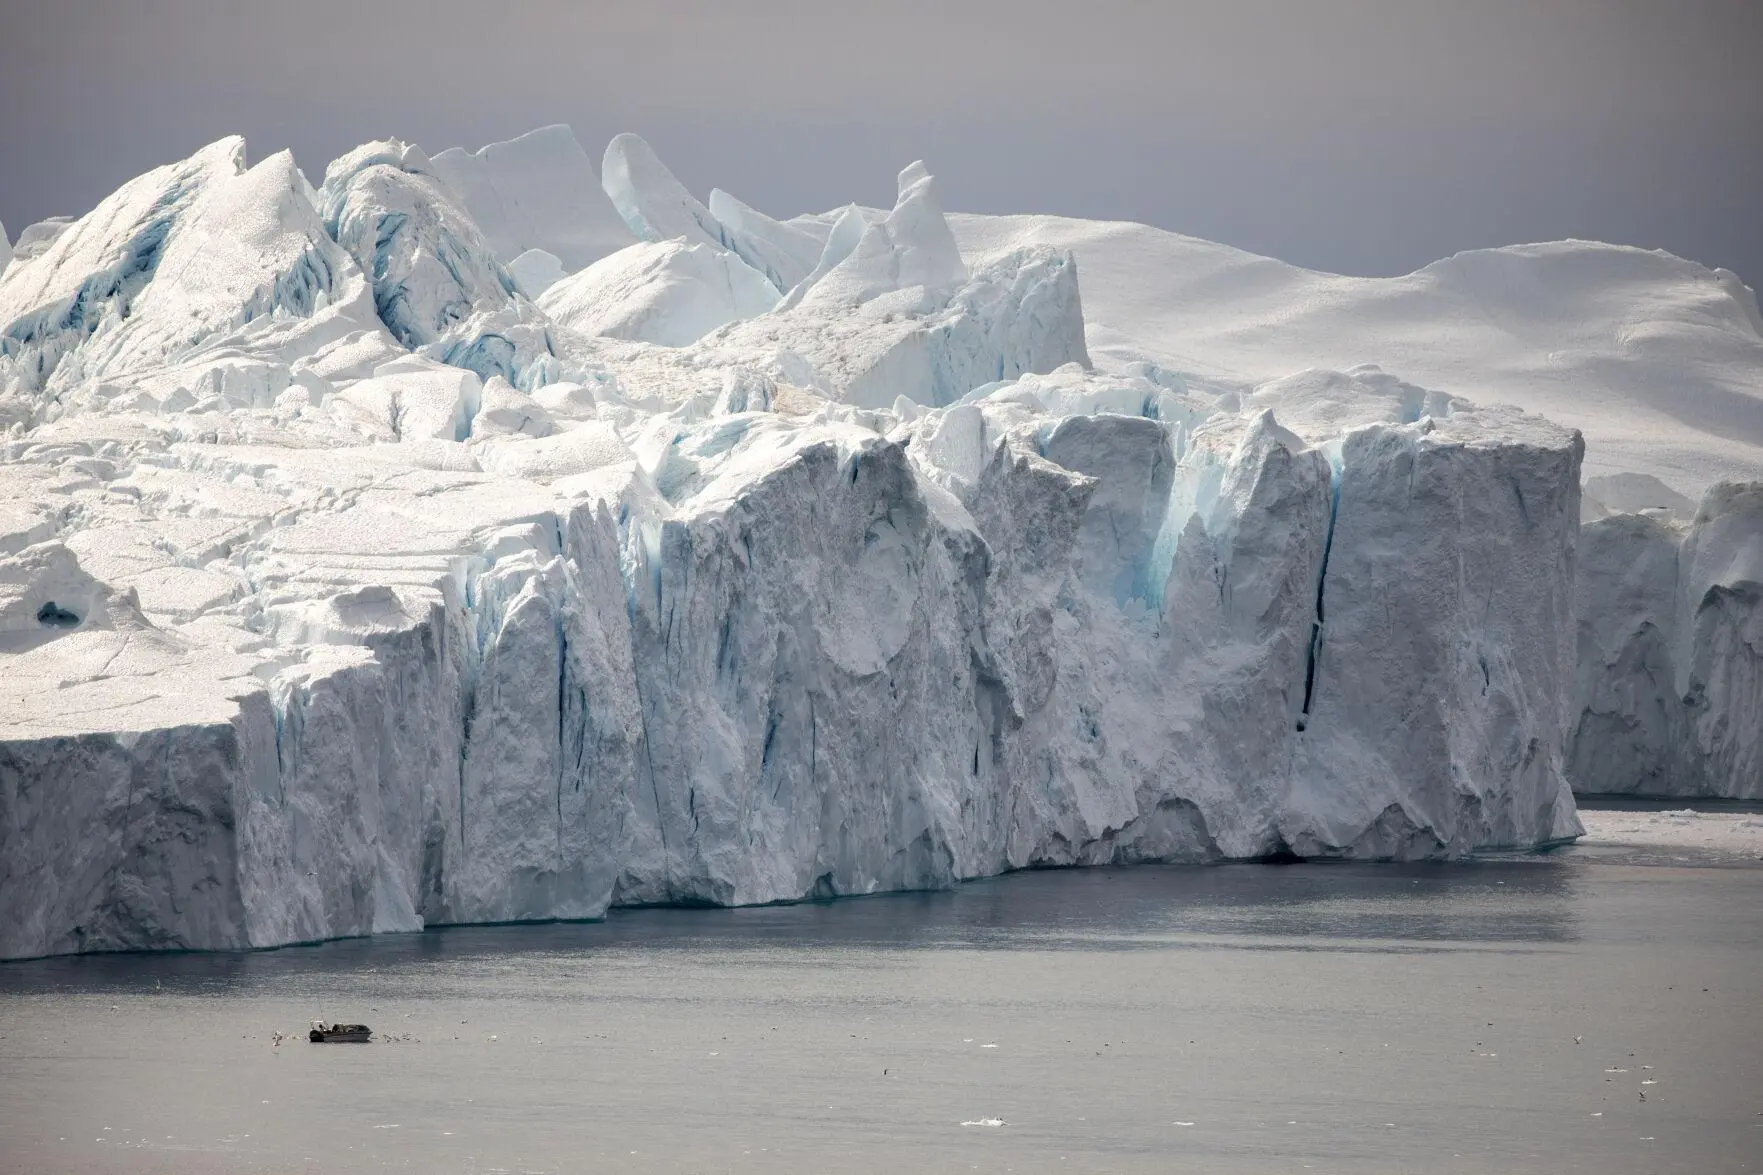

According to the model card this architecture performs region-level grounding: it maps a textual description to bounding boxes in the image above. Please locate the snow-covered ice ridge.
[0,125,1754,959]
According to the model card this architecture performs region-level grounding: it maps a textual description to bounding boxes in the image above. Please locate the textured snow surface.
[0,128,1757,960]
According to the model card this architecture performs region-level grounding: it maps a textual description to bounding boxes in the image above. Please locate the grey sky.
[3,0,1760,281]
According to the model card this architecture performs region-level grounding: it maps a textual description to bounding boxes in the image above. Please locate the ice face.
[317,139,555,387]
[707,188,826,294]
[600,133,727,252]
[539,239,780,347]
[1571,482,1763,798]
[430,125,636,273]
[505,248,567,299]
[1,125,1754,961]
[8,217,75,264]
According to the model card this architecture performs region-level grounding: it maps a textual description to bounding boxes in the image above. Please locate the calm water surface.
[2,847,1760,1174]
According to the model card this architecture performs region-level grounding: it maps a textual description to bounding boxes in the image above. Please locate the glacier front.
[1,127,1755,961]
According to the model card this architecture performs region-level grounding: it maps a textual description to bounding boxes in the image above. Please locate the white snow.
[0,126,1757,961]
[538,239,779,347]
[948,215,1763,496]
[1582,472,1696,523]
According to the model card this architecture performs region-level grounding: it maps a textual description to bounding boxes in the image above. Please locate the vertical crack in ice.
[1297,464,1342,731]
[556,616,568,866]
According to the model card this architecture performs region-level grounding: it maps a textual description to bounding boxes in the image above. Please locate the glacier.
[0,127,1757,961]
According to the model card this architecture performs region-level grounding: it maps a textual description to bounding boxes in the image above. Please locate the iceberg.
[506,248,567,300]
[1571,482,1763,798]
[707,187,826,294]
[0,125,1757,961]
[539,239,780,347]
[8,217,76,265]
[682,162,1086,410]
[429,125,636,273]
[600,133,727,253]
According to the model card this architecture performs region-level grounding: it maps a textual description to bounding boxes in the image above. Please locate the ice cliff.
[1570,482,1763,798]
[0,127,1754,961]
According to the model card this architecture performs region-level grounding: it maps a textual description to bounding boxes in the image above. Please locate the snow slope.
[539,239,780,347]
[950,215,1763,496]
[0,128,1756,960]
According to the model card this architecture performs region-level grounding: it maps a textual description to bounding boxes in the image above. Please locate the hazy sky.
[3,0,1760,281]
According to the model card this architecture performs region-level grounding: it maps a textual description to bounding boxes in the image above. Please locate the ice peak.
[601,133,724,251]
[791,163,967,309]
[320,139,434,194]
[896,160,931,199]
[883,162,967,292]
[706,187,825,294]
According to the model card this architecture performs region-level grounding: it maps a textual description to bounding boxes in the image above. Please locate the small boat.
[308,1020,372,1043]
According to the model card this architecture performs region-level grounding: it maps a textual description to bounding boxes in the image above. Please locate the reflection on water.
[0,860,1588,1000]
[1,852,1759,1175]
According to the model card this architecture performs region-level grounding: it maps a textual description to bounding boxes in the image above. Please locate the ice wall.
[1571,482,1763,798]
[0,374,1589,960]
